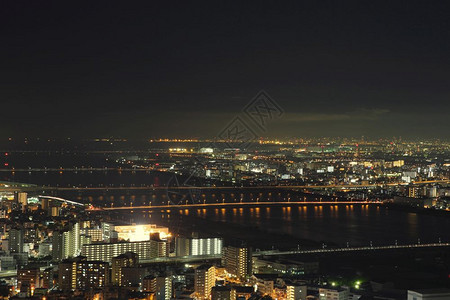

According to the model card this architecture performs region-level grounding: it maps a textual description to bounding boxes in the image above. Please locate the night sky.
[1,1,449,139]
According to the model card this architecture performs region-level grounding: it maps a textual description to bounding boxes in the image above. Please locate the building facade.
[176,237,223,256]
[58,256,109,291]
[195,264,216,299]
[81,239,168,263]
[222,246,252,280]
[111,251,138,285]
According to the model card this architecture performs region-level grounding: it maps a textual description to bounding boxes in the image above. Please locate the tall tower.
[111,252,138,286]
[195,264,216,299]
[9,228,24,253]
[222,246,252,280]
[155,276,172,300]
[52,222,81,261]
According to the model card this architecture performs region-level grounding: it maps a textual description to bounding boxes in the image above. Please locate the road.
[254,242,450,256]
[1,179,447,193]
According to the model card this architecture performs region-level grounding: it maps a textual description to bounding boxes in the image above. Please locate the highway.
[254,242,450,256]
[38,195,85,207]
[0,269,17,278]
[0,266,52,278]
[140,254,221,264]
[1,179,447,193]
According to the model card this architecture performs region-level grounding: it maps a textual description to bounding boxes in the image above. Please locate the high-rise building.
[15,192,28,211]
[142,275,172,300]
[176,236,223,256]
[81,239,168,263]
[81,228,103,242]
[41,267,54,289]
[408,186,421,198]
[9,228,24,253]
[428,186,438,198]
[286,283,307,300]
[58,256,109,292]
[17,267,40,295]
[58,259,75,292]
[155,276,172,300]
[195,264,215,299]
[111,252,138,286]
[142,275,157,293]
[75,259,109,291]
[101,222,114,242]
[150,233,170,257]
[40,197,50,211]
[222,246,252,280]
[143,275,172,300]
[52,223,81,261]
[121,267,148,288]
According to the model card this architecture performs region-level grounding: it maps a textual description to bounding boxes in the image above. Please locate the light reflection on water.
[133,204,450,247]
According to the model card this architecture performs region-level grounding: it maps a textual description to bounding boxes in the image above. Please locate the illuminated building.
[120,267,147,288]
[14,192,27,212]
[393,160,405,167]
[17,267,40,295]
[156,276,172,300]
[176,236,223,256]
[142,275,157,292]
[150,233,170,257]
[428,186,438,198]
[286,283,307,300]
[222,246,252,280]
[211,286,236,300]
[407,289,450,300]
[252,274,276,296]
[38,242,52,257]
[80,234,92,247]
[9,228,24,253]
[101,222,116,242]
[143,275,172,300]
[58,256,109,292]
[81,228,103,242]
[41,267,54,289]
[113,224,169,242]
[318,287,349,300]
[111,252,138,286]
[408,186,421,198]
[51,206,60,217]
[52,222,81,261]
[81,239,168,263]
[253,257,319,275]
[234,286,253,299]
[40,197,50,211]
[194,264,215,299]
[393,196,434,208]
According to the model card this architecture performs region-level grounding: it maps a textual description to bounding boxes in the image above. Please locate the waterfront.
[125,203,450,250]
[3,168,449,250]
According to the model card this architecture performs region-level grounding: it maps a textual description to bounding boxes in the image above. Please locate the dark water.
[3,167,449,249]
[128,204,450,249]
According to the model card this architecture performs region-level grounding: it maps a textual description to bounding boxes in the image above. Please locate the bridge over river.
[93,200,379,211]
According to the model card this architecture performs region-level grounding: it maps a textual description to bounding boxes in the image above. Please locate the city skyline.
[0,2,449,299]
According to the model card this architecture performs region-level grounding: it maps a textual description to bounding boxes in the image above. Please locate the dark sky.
[1,1,449,139]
